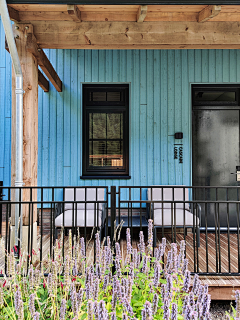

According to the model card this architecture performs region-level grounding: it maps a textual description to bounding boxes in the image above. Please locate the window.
[81,84,129,178]
[192,84,240,109]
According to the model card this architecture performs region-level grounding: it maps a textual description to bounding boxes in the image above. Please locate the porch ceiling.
[4,4,240,49]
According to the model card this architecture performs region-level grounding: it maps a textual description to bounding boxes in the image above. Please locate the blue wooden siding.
[38,49,240,189]
[1,15,240,189]
[0,18,12,186]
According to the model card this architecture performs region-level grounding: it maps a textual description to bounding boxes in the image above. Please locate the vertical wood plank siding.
[1,20,240,188]
[0,18,12,186]
[37,48,240,188]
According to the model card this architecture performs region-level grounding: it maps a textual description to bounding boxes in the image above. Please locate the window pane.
[194,91,236,102]
[107,92,121,101]
[107,113,123,139]
[89,141,107,166]
[107,141,123,167]
[90,92,107,101]
[90,113,106,139]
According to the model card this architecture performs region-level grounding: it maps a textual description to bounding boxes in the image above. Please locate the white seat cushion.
[55,209,103,227]
[64,188,105,211]
[153,208,199,226]
[148,186,190,210]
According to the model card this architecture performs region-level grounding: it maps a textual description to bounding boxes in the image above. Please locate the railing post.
[111,186,116,244]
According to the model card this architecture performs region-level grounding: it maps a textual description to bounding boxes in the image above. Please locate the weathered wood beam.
[198,5,221,23]
[137,5,147,22]
[7,5,20,23]
[38,69,49,92]
[31,21,240,50]
[67,4,81,22]
[26,32,62,92]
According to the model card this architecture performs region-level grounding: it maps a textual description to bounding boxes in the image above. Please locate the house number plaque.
[174,144,183,164]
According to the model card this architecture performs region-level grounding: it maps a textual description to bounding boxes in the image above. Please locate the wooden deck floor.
[1,231,240,299]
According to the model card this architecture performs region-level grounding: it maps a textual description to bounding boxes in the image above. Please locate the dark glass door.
[192,85,240,227]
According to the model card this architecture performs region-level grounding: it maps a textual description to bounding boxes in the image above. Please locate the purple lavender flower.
[88,300,94,320]
[60,299,66,320]
[197,285,204,304]
[93,301,99,320]
[161,238,166,255]
[180,240,185,261]
[205,312,212,320]
[29,293,36,316]
[148,219,153,249]
[163,298,170,320]
[80,237,85,258]
[95,232,101,263]
[152,293,159,315]
[142,309,147,320]
[123,313,128,320]
[161,284,167,301]
[98,300,108,320]
[142,255,149,274]
[165,250,172,272]
[112,290,117,309]
[111,311,117,320]
[166,274,173,299]
[143,301,153,320]
[77,288,83,305]
[139,231,145,255]
[190,311,198,320]
[103,274,109,290]
[202,294,211,317]
[73,259,78,277]
[115,242,121,258]
[236,290,240,318]
[182,296,189,314]
[184,305,192,320]
[196,302,203,318]
[33,312,40,320]
[126,228,132,255]
[129,262,134,280]
[171,303,177,320]
[189,292,195,307]
[14,289,21,316]
[171,243,178,271]
[183,270,191,293]
[132,249,138,268]
[182,258,188,275]
[192,274,199,296]
[107,236,111,249]
[204,284,209,294]
[71,290,79,315]
[122,297,134,316]
[153,261,160,287]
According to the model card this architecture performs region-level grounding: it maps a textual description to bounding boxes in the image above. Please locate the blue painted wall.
[1,18,240,189]
[38,49,240,189]
[0,18,12,186]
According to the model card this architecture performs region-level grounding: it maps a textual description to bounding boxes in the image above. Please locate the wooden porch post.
[11,23,38,250]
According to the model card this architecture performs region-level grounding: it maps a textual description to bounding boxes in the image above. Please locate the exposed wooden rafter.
[137,5,147,22]
[7,5,20,22]
[26,32,62,92]
[198,5,221,23]
[30,21,240,50]
[38,69,49,92]
[67,5,81,22]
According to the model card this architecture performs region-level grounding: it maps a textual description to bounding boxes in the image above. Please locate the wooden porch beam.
[26,33,62,92]
[7,5,20,23]
[38,69,49,92]
[67,5,81,22]
[198,5,221,23]
[137,5,147,22]
[31,21,240,49]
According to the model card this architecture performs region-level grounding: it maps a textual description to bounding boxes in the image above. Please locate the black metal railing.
[0,186,109,274]
[0,185,240,276]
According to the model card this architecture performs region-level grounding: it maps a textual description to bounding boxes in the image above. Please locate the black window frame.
[192,84,240,110]
[81,84,130,179]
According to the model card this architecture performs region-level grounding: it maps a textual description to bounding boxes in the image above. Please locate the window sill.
[80,175,131,180]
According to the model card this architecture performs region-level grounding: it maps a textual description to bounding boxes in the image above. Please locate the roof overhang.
[6,0,240,5]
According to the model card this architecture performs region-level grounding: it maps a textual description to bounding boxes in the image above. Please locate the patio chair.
[55,188,106,239]
[147,186,201,247]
